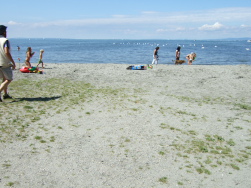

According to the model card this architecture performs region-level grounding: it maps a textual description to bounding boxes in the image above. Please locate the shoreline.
[15,62,251,67]
[1,64,251,187]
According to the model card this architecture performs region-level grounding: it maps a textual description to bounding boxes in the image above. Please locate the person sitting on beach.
[186,52,196,65]
[152,47,160,65]
[25,47,35,67]
[176,46,181,60]
[37,49,44,68]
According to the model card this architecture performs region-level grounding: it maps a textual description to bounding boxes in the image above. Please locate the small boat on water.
[247,40,251,42]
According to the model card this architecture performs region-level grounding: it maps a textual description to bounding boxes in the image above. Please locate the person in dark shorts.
[152,47,160,65]
[176,46,181,60]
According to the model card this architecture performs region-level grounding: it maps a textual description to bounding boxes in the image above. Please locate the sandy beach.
[1,63,251,188]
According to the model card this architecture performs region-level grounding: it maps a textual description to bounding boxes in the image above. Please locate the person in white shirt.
[0,25,16,102]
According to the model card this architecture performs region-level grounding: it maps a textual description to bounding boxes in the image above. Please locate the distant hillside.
[220,37,251,41]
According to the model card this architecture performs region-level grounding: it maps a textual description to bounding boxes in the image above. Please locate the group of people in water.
[152,46,197,65]
[24,45,196,68]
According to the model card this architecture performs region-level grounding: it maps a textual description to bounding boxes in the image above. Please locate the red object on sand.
[20,66,39,73]
[19,67,30,73]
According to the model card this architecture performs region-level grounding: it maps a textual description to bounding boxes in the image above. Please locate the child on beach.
[37,49,44,68]
[152,47,160,65]
[186,52,196,65]
[25,47,35,67]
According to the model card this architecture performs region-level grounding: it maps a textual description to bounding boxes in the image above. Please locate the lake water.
[9,38,251,65]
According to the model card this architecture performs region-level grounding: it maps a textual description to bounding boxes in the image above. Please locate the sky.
[1,0,251,39]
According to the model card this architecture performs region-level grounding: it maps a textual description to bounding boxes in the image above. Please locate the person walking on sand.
[176,46,181,60]
[152,47,160,65]
[25,47,35,67]
[37,49,44,68]
[0,25,16,102]
[186,52,196,65]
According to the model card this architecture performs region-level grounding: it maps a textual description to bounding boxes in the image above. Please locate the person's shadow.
[10,96,61,102]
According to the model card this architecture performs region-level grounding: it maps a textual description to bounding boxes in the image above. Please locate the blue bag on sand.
[127,65,146,70]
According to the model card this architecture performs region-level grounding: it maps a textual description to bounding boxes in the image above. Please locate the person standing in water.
[176,46,181,60]
[152,47,160,65]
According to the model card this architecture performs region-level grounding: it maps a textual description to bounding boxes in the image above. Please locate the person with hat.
[0,25,16,102]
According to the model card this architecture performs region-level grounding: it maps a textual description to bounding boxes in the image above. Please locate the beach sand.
[1,64,251,187]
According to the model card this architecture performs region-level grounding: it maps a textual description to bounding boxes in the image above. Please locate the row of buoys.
[20,66,43,74]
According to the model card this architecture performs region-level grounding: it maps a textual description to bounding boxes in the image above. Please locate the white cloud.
[15,7,250,29]
[8,21,20,25]
[156,29,168,33]
[175,27,186,31]
[241,24,251,28]
[199,22,224,31]
[156,26,186,33]
[7,7,251,39]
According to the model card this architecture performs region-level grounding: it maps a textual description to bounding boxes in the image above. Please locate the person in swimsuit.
[25,47,35,67]
[152,47,160,65]
[186,52,196,65]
